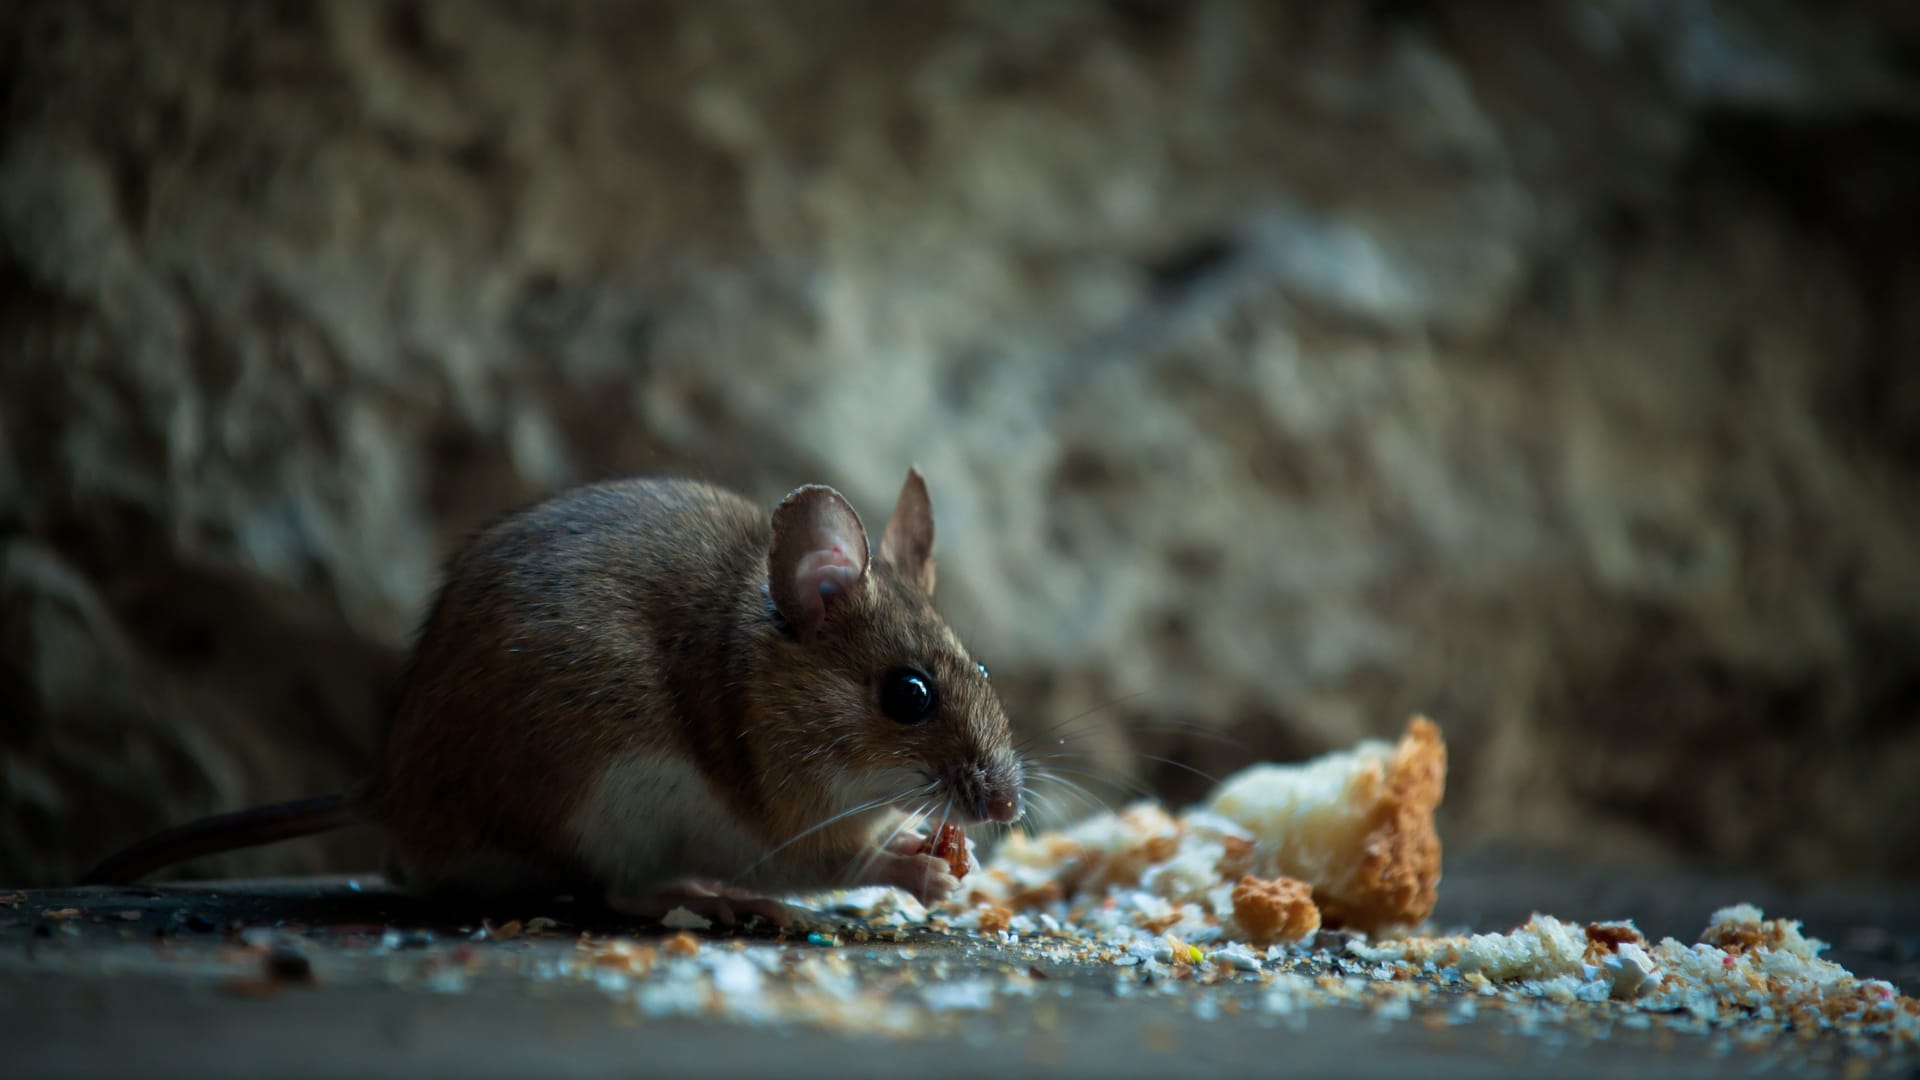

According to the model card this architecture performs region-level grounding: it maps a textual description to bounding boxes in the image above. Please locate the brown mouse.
[81,468,1025,926]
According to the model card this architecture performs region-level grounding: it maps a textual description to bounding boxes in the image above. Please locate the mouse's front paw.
[867,852,960,907]
[882,829,929,856]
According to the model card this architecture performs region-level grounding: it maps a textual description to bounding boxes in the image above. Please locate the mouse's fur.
[84,469,1023,918]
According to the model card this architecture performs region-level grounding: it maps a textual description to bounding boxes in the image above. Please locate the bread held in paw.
[920,823,971,880]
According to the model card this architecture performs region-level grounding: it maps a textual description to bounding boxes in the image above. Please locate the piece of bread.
[1230,874,1322,944]
[954,716,1446,940]
[1205,716,1446,932]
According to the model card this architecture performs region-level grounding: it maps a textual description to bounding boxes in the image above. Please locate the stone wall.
[3,0,1918,885]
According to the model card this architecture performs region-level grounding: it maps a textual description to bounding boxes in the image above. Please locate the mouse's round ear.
[879,466,935,596]
[769,484,871,641]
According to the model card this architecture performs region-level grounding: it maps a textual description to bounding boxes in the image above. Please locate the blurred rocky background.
[3,0,1918,886]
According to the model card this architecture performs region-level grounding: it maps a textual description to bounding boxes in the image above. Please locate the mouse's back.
[359,477,771,892]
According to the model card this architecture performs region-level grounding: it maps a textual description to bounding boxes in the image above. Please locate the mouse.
[80,468,1026,928]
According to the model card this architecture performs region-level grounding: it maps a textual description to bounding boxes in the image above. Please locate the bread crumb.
[1585,920,1646,952]
[1230,875,1321,944]
[1697,903,1820,958]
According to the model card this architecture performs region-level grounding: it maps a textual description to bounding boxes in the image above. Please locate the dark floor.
[5,858,1918,1079]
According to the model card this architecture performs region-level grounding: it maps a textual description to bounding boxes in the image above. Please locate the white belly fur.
[569,753,768,894]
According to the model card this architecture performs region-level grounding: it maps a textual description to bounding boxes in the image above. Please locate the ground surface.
[5,861,1918,1079]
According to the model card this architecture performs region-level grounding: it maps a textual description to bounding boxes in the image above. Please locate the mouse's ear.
[769,484,870,640]
[879,466,935,595]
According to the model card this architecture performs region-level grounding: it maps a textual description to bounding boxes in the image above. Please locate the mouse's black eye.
[975,661,990,681]
[880,668,936,724]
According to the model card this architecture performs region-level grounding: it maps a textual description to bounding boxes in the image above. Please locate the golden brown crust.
[1315,716,1446,932]
[1231,874,1321,944]
[1699,917,1792,955]
[1585,921,1646,950]
[1584,920,1648,963]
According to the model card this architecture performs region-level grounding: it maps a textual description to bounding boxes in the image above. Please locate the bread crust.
[1231,874,1321,944]
[1315,716,1446,932]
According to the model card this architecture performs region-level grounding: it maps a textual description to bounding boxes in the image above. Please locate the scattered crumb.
[1697,903,1817,958]
[1349,907,1916,1048]
[977,906,1013,933]
[1585,920,1646,954]
[1230,875,1320,944]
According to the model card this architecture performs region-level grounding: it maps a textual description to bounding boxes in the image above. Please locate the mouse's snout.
[954,763,1023,825]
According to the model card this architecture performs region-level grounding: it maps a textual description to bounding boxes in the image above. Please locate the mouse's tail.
[79,794,358,886]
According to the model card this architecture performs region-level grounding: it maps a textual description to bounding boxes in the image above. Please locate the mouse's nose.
[956,767,1023,824]
[979,775,1022,823]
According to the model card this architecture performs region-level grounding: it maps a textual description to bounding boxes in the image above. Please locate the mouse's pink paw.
[883,830,929,856]
[866,852,960,907]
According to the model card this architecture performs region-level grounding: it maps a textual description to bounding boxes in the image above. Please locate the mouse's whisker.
[1135,720,1250,750]
[1026,714,1247,761]
[1131,753,1222,786]
[851,795,938,890]
[1085,716,1251,749]
[1022,770,1120,820]
[1020,785,1069,831]
[925,797,956,897]
[1028,717,1140,755]
[1021,781,1087,826]
[1023,761,1157,800]
[1018,792,1046,838]
[737,780,936,879]
[1017,719,1129,758]
[1031,691,1151,739]
[839,800,927,887]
